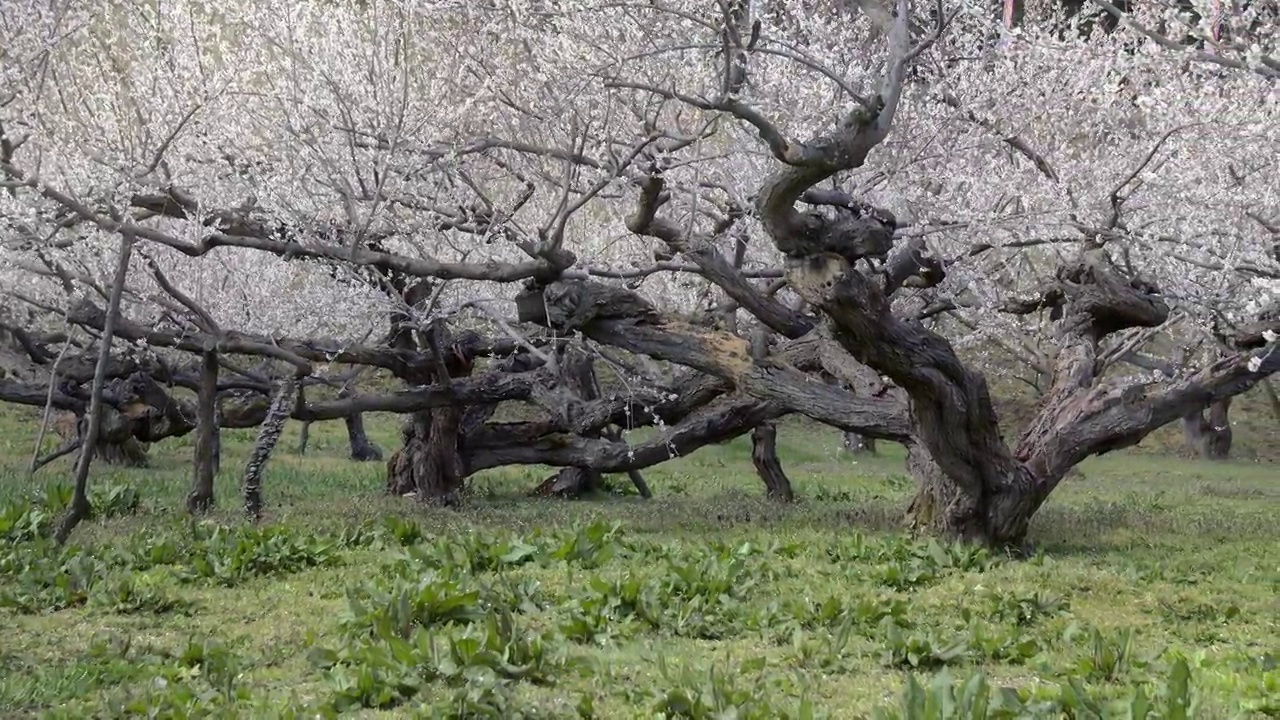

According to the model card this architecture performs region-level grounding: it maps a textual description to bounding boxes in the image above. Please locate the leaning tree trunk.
[751,422,794,501]
[187,350,219,513]
[56,233,133,544]
[242,377,297,520]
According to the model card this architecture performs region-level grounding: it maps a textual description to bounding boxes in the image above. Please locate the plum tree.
[0,0,1274,545]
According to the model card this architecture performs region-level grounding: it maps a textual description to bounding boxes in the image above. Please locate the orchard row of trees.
[0,0,1276,546]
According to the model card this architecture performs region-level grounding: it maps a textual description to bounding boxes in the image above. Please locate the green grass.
[0,402,1276,718]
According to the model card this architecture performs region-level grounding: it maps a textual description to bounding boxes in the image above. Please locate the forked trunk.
[386,407,465,503]
[904,444,1041,551]
[751,422,794,501]
[383,283,474,504]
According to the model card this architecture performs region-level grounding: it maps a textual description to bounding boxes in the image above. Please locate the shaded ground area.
[0,405,1276,717]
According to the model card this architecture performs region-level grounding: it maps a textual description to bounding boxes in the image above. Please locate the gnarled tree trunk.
[386,404,466,502]
[530,347,605,498]
[528,343,650,499]
[1181,399,1232,460]
[385,306,474,503]
[52,413,149,467]
[751,422,794,501]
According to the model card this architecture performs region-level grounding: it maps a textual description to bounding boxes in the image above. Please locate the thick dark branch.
[63,300,517,377]
[625,174,813,338]
[517,280,910,439]
[1020,344,1280,481]
[466,392,787,474]
[787,254,1015,495]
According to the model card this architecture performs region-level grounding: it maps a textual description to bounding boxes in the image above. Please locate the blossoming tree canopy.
[0,0,1276,545]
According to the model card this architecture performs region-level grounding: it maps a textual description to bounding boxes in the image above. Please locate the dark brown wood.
[187,350,219,513]
[56,233,133,544]
[1182,398,1233,460]
[385,320,473,503]
[339,386,383,461]
[751,422,794,501]
[528,346,607,499]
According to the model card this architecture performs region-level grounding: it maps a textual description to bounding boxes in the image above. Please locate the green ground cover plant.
[1,405,1276,718]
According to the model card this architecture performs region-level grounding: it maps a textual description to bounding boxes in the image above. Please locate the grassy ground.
[0,402,1277,718]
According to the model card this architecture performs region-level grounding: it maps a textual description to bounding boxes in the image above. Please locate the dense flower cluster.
[0,0,1274,379]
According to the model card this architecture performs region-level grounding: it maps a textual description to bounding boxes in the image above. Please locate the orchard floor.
[0,404,1277,718]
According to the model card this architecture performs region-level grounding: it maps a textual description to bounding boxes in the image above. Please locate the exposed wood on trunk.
[515,280,912,440]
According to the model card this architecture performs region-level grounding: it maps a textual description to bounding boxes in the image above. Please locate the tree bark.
[531,466,603,497]
[49,413,149,467]
[187,350,219,513]
[842,431,877,454]
[528,345,629,499]
[751,422,794,501]
[1203,399,1232,460]
[243,377,297,520]
[385,310,474,504]
[94,437,151,466]
[1182,399,1232,460]
[340,387,383,461]
[56,233,133,544]
[386,406,466,502]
